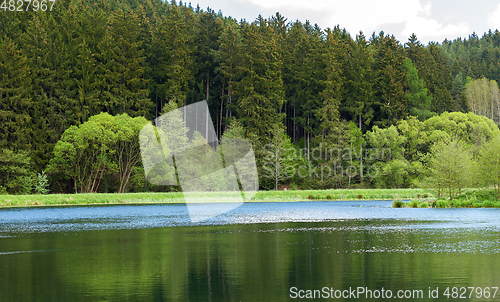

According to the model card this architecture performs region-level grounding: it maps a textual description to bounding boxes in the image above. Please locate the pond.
[1,201,500,301]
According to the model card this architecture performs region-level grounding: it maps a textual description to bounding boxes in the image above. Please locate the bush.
[408,200,419,208]
[392,200,404,208]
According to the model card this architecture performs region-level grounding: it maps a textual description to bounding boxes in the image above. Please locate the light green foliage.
[112,114,149,193]
[425,139,474,199]
[365,125,405,161]
[477,137,500,199]
[160,101,189,154]
[365,121,428,188]
[396,117,427,162]
[35,171,50,195]
[48,112,148,193]
[422,111,500,148]
[48,113,117,193]
[263,126,297,190]
[403,57,435,121]
[221,120,245,139]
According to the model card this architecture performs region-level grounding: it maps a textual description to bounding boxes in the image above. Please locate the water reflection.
[1,201,500,301]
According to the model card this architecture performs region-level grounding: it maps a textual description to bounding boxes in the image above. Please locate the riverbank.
[0,188,431,208]
[393,189,500,208]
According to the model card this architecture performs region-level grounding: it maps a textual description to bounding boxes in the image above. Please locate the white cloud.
[195,0,473,43]
[402,17,470,42]
[488,3,500,31]
[243,0,470,43]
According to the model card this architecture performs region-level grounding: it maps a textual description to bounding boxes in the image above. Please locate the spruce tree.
[371,32,406,126]
[344,32,374,131]
[103,11,151,117]
[0,37,32,151]
[403,58,434,121]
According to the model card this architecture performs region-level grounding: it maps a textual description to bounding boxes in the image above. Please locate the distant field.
[0,188,433,208]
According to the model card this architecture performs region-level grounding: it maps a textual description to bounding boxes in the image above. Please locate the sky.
[190,0,500,44]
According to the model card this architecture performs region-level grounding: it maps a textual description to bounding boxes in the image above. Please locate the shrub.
[408,200,419,208]
[392,200,404,208]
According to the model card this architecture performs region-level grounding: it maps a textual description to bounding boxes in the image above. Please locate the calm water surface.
[1,201,500,301]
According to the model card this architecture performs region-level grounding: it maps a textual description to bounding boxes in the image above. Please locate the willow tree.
[478,137,500,199]
[48,113,148,193]
[426,139,474,199]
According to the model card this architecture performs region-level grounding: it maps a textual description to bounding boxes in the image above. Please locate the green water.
[1,203,500,301]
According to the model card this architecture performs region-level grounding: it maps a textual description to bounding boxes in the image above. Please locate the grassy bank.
[0,188,432,208]
[393,189,500,208]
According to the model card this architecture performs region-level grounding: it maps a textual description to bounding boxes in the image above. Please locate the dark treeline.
[1,0,500,193]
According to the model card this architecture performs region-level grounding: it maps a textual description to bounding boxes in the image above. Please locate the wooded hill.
[1,0,500,193]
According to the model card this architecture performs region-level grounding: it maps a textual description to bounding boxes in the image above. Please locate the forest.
[1,0,500,195]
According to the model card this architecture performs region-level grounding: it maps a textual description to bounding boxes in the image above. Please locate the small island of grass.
[392,189,500,208]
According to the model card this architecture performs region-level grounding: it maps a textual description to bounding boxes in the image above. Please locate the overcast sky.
[190,0,500,44]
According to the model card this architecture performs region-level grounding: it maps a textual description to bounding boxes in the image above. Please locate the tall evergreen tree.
[233,21,285,140]
[103,11,151,117]
[371,32,406,126]
[0,37,32,151]
[216,17,241,134]
[403,58,434,120]
[344,32,373,131]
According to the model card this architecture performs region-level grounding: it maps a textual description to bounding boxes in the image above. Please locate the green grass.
[0,188,433,208]
[393,188,500,208]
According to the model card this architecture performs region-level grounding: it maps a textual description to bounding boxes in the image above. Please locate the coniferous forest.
[2,0,500,194]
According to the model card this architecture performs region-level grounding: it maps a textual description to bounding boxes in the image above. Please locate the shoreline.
[0,188,429,208]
